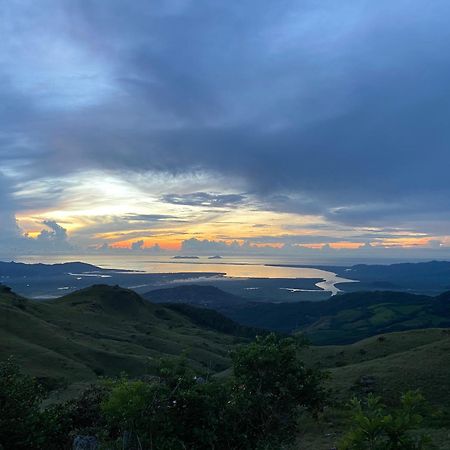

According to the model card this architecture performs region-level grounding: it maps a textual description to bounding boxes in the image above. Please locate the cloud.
[162,192,246,208]
[0,173,73,255]
[131,240,144,251]
[34,220,72,249]
[93,240,167,255]
[2,0,450,250]
[180,237,450,260]
[181,238,242,254]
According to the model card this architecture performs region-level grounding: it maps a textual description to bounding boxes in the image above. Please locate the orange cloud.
[110,238,181,251]
[329,242,364,249]
[373,237,431,248]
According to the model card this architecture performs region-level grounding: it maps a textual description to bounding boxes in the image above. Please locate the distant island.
[172,255,200,259]
[208,255,223,259]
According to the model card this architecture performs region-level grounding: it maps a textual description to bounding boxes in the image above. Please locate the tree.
[226,333,327,449]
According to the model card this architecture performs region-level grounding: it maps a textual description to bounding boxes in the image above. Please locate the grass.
[300,328,450,404]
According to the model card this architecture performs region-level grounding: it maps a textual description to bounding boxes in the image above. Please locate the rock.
[195,376,206,384]
[357,375,376,394]
[122,431,140,449]
[73,435,98,450]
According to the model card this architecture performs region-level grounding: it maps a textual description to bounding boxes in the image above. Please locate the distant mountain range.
[0,261,219,298]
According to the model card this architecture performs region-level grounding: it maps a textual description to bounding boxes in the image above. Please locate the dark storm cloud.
[131,240,145,251]
[0,172,21,239]
[2,0,450,232]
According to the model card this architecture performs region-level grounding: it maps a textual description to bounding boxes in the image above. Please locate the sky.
[1,0,450,260]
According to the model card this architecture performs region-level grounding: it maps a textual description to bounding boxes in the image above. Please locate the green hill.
[295,328,450,450]
[300,328,450,402]
[0,284,257,386]
[225,290,450,344]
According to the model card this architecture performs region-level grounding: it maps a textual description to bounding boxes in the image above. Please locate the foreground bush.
[0,358,108,450]
[101,335,326,449]
[0,358,44,450]
[102,360,230,449]
[0,334,326,449]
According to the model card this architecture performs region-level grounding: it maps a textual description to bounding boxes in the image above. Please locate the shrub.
[102,334,326,449]
[40,384,108,449]
[340,391,433,450]
[0,358,44,450]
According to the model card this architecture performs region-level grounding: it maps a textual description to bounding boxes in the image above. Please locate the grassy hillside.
[300,328,450,401]
[3,283,449,406]
[0,284,256,385]
[225,290,450,344]
[295,328,450,450]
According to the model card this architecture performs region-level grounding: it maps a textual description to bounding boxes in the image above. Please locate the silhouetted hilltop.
[163,302,271,339]
[52,284,149,317]
[145,284,244,308]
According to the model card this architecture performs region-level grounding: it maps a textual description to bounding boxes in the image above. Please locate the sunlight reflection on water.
[16,255,357,294]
